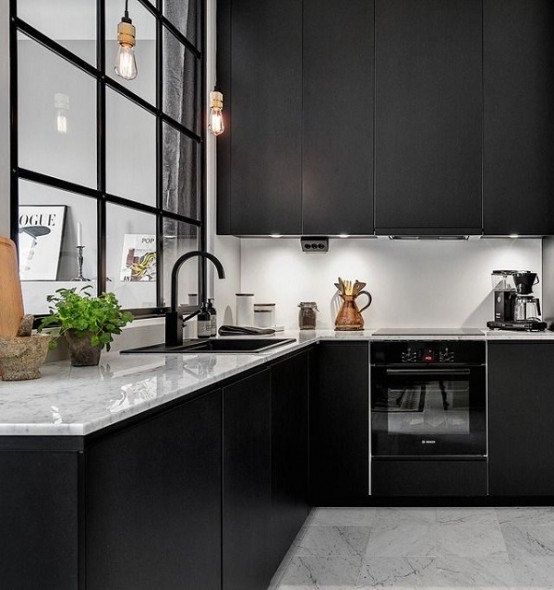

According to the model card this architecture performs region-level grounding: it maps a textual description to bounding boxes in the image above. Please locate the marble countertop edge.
[2,328,554,437]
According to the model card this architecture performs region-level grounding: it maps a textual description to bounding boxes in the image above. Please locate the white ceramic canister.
[236,293,255,326]
[254,303,276,328]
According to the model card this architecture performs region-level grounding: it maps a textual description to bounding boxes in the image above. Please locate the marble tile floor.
[268,507,554,590]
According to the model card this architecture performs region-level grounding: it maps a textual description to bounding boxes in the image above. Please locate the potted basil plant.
[39,286,133,366]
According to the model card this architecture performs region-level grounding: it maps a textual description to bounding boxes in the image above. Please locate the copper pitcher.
[334,277,372,331]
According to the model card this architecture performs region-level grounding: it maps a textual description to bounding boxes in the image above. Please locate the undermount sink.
[120,338,296,355]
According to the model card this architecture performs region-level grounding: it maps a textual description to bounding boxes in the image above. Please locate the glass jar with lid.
[298,302,318,330]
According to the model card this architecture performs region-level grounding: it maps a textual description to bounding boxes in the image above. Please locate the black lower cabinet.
[489,342,554,496]
[270,351,310,571]
[372,460,487,496]
[0,450,81,590]
[86,389,222,590]
[311,342,369,504]
[223,370,273,590]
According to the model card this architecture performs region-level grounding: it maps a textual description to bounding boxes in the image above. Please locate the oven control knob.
[439,349,455,362]
[401,349,418,362]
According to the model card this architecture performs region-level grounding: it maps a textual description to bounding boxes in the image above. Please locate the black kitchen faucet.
[166,251,226,346]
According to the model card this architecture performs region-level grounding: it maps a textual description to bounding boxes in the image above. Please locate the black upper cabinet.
[302,0,374,235]
[483,0,554,236]
[489,342,554,496]
[217,0,374,236]
[374,0,483,235]
[218,0,302,235]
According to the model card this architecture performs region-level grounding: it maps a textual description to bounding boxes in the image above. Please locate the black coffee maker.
[488,270,547,331]
[489,270,517,322]
[513,271,539,295]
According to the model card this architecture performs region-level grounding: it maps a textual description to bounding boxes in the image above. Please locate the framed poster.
[120,234,157,282]
[18,205,66,281]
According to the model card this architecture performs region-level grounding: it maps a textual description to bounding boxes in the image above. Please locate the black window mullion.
[156,0,164,309]
[137,0,202,58]
[104,77,202,143]
[199,0,207,302]
[16,168,202,226]
[9,0,19,246]
[15,17,202,144]
[97,0,107,296]
[11,0,206,316]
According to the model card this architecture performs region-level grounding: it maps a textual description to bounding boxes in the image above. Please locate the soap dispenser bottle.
[207,298,217,336]
[197,303,212,338]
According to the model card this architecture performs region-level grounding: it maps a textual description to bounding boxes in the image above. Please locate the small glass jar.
[298,302,318,330]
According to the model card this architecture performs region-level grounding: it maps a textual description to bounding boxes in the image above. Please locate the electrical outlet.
[300,237,329,253]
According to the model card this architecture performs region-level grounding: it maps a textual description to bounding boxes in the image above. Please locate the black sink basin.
[121,338,296,355]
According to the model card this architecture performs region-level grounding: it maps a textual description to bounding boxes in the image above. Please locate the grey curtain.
[163,0,199,237]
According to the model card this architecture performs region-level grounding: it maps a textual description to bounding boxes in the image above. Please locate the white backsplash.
[240,238,542,330]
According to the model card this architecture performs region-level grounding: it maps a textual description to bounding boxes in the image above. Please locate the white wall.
[240,237,543,330]
[0,0,9,237]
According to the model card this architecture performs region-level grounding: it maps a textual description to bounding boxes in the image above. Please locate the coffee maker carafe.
[514,296,541,322]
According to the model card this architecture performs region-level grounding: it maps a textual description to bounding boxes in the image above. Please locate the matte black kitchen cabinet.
[311,342,369,504]
[374,0,483,235]
[223,370,273,590]
[223,354,311,590]
[489,342,554,496]
[483,0,554,236]
[302,0,374,235]
[270,351,310,570]
[86,389,222,590]
[0,450,80,590]
[217,0,303,235]
[217,0,374,236]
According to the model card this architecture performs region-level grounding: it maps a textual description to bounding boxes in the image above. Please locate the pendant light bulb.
[115,3,137,81]
[209,90,225,136]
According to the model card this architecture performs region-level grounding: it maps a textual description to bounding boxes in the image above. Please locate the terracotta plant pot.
[0,334,52,381]
[65,330,102,367]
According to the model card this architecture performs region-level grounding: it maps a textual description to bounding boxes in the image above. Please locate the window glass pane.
[163,0,200,49]
[18,0,96,65]
[106,88,156,206]
[18,35,97,188]
[162,123,200,219]
[163,28,200,135]
[162,219,200,308]
[106,204,157,309]
[105,0,156,105]
[18,179,97,314]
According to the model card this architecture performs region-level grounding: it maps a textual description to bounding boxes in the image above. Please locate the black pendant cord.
[124,0,130,21]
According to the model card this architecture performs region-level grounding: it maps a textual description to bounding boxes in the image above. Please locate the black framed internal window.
[10,0,206,316]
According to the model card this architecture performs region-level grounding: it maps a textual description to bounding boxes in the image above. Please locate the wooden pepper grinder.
[334,277,372,331]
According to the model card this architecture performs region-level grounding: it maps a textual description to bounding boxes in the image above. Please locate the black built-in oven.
[371,340,487,495]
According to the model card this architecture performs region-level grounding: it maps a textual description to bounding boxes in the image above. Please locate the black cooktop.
[373,328,485,336]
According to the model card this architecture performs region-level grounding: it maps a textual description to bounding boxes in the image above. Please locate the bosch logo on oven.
[421,440,436,444]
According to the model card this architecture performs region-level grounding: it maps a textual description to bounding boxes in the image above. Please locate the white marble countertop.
[1,328,553,437]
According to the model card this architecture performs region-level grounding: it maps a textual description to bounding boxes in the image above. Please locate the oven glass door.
[371,366,486,456]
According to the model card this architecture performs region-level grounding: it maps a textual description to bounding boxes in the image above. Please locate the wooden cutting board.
[0,236,24,337]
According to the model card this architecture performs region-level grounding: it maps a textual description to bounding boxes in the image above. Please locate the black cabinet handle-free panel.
[374,0,483,234]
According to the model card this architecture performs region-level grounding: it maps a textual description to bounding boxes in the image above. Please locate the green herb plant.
[39,286,134,351]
